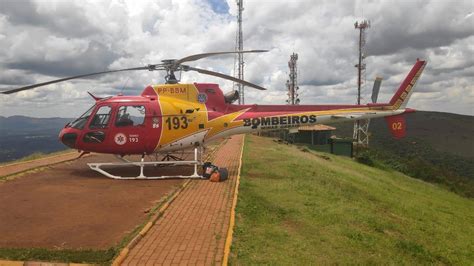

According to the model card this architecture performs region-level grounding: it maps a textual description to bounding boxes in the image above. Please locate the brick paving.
[122,135,244,266]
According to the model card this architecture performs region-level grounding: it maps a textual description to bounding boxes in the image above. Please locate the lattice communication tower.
[353,20,370,146]
[286,53,300,105]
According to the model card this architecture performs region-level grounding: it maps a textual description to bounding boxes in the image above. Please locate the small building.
[291,124,336,145]
[290,124,353,157]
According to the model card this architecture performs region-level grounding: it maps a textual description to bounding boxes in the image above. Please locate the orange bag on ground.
[209,171,221,182]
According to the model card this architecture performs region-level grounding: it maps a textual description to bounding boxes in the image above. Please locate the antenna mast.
[234,0,245,104]
[286,53,300,105]
[353,20,370,146]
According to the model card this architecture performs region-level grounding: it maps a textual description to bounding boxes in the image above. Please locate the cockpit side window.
[89,106,112,129]
[70,104,96,129]
[115,105,146,127]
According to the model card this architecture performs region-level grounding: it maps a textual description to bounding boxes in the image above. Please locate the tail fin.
[385,114,406,139]
[389,59,427,110]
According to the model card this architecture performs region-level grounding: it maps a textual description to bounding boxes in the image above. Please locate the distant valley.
[334,111,474,197]
[0,116,72,163]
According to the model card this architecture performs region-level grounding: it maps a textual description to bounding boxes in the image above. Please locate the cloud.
[364,0,474,56]
[1,0,100,37]
[7,40,120,77]
[0,69,36,86]
[0,0,473,118]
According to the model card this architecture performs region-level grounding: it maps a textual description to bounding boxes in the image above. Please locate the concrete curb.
[0,151,77,168]
[222,134,245,266]
[0,260,23,266]
[0,260,94,266]
[0,152,92,179]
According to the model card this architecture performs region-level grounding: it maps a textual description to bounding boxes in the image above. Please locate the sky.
[0,0,472,118]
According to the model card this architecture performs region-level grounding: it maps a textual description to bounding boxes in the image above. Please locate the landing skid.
[88,148,204,180]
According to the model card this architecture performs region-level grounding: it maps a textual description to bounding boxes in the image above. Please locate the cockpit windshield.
[69,104,96,129]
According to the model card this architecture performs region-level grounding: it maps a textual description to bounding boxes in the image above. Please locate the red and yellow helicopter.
[1,51,426,179]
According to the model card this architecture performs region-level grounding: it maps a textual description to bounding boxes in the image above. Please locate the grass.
[0,248,115,265]
[356,147,474,198]
[230,134,474,265]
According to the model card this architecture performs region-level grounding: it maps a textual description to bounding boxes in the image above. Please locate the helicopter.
[1,50,426,179]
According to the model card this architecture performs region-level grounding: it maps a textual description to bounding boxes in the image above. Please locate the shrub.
[356,151,375,166]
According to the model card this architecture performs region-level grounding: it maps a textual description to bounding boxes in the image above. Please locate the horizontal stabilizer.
[332,114,363,119]
[332,113,376,119]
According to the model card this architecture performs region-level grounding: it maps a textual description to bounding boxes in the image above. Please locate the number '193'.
[165,116,188,130]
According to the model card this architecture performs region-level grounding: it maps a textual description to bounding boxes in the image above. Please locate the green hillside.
[333,111,474,197]
[334,111,474,158]
[230,135,474,264]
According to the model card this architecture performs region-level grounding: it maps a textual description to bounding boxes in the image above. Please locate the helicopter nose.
[59,128,78,149]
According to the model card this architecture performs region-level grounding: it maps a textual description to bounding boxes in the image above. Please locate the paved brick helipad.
[121,135,244,266]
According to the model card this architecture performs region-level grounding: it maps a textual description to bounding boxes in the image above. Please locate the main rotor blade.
[183,65,266,91]
[0,49,270,94]
[1,66,150,94]
[175,50,268,66]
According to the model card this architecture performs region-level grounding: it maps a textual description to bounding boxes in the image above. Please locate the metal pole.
[237,0,244,104]
[358,27,362,106]
[356,27,362,143]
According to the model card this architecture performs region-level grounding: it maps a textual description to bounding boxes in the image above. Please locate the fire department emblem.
[197,93,207,103]
[114,133,127,145]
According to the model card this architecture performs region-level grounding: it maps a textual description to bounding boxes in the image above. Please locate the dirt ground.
[0,153,194,249]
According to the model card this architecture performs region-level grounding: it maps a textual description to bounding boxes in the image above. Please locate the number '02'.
[165,116,189,130]
[392,122,402,130]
